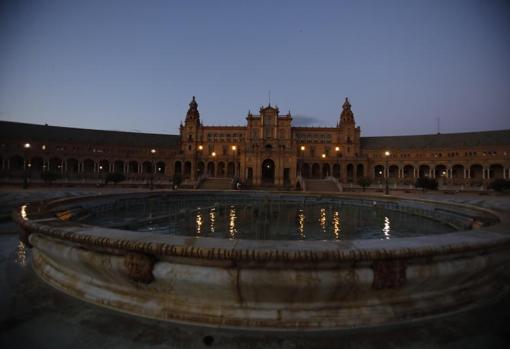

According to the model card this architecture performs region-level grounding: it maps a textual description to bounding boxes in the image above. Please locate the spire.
[342,97,351,110]
[185,96,200,121]
[339,97,355,126]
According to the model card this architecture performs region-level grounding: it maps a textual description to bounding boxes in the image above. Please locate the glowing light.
[379,171,383,175]
[24,143,31,149]
[297,209,305,239]
[300,146,305,151]
[209,207,216,233]
[333,210,340,239]
[228,206,237,239]
[20,204,28,220]
[15,241,27,266]
[321,154,326,158]
[42,145,46,150]
[150,148,156,154]
[211,152,216,157]
[384,151,390,157]
[382,216,391,239]
[335,146,340,151]
[196,211,203,235]
[231,145,237,151]
[198,145,203,150]
[319,208,327,232]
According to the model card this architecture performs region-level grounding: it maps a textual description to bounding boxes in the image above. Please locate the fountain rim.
[13,190,510,263]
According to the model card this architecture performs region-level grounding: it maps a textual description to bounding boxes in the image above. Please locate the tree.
[105,172,126,185]
[488,179,510,192]
[357,177,372,192]
[41,171,60,184]
[172,173,183,189]
[415,177,438,192]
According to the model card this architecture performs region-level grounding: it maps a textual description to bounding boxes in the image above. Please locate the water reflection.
[20,204,28,220]
[209,207,216,233]
[297,209,305,239]
[382,216,391,239]
[196,211,203,235]
[333,210,340,239]
[319,208,327,233]
[15,241,27,266]
[128,201,454,240]
[229,206,237,239]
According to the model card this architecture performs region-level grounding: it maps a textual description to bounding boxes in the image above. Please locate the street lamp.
[384,150,390,195]
[231,145,237,177]
[23,143,31,189]
[197,145,203,178]
[335,146,340,179]
[150,148,156,190]
[299,146,305,176]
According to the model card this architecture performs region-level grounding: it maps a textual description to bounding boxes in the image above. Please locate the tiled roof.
[360,130,510,149]
[0,121,179,147]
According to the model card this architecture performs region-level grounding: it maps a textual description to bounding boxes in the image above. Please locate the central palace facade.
[1,96,509,189]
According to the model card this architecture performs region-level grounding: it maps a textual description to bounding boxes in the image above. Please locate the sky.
[0,0,509,137]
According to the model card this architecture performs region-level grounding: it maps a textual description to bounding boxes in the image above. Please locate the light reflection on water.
[209,207,216,233]
[383,216,391,240]
[297,209,305,239]
[229,206,237,239]
[319,208,327,234]
[333,211,340,240]
[196,211,203,235]
[15,240,27,266]
[103,201,456,241]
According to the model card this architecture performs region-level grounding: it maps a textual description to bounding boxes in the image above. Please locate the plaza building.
[1,96,509,189]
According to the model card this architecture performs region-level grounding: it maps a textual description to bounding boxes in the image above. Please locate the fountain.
[13,191,510,330]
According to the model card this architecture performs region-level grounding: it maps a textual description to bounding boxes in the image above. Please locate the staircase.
[199,178,233,190]
[305,179,341,192]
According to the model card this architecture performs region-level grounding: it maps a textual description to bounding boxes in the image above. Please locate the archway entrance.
[261,159,275,184]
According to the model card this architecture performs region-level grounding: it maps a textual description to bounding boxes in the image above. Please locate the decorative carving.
[372,259,407,289]
[124,252,155,284]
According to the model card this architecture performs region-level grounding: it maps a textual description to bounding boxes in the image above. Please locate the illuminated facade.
[175,96,510,188]
[1,96,509,189]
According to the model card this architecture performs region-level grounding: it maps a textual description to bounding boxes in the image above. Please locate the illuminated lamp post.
[335,146,340,179]
[197,145,203,178]
[150,148,156,190]
[321,153,326,177]
[231,145,237,177]
[384,150,390,195]
[23,143,31,189]
[299,145,305,176]
[211,151,216,177]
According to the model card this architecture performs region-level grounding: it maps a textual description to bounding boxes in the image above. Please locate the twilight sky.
[1,0,509,136]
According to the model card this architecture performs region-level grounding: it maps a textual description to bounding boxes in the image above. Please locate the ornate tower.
[181,96,201,142]
[337,97,360,157]
[339,97,355,125]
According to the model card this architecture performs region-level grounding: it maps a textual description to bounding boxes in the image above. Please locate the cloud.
[292,115,327,126]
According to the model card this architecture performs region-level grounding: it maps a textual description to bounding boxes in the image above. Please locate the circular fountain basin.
[13,191,510,330]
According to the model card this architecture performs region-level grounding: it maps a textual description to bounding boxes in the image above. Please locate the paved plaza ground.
[1,187,510,348]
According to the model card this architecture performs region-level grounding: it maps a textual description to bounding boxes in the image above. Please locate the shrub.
[415,177,438,191]
[41,171,60,184]
[357,177,372,191]
[488,179,510,192]
[172,173,183,188]
[105,172,126,185]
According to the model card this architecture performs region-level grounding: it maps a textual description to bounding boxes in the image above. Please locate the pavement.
[1,187,510,348]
